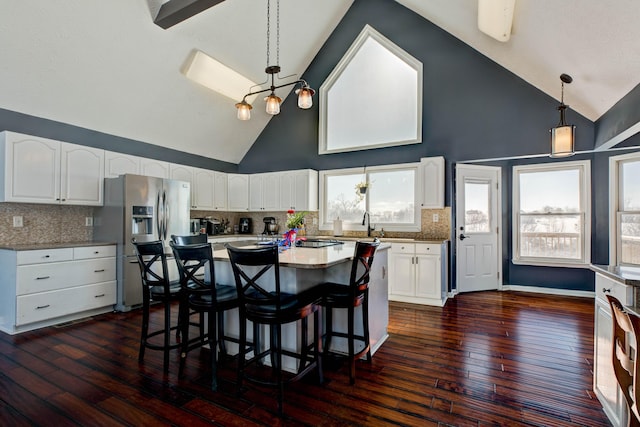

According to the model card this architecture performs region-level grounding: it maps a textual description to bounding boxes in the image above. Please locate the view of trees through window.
[324,168,415,226]
[515,166,586,261]
[620,160,640,265]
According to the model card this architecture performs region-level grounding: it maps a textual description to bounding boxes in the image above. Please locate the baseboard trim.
[501,284,594,298]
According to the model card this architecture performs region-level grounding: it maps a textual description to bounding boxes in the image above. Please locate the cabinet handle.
[602,288,611,294]
[94,269,105,273]
[43,255,51,258]
[94,251,100,254]
[382,266,386,279]
[94,294,105,298]
[36,276,50,280]
[36,304,50,309]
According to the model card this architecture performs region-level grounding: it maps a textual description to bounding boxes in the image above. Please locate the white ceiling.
[1,0,639,164]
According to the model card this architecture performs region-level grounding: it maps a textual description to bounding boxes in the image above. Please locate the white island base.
[212,242,390,373]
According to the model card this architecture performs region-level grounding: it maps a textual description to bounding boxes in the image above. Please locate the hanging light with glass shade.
[549,73,576,158]
[235,0,315,120]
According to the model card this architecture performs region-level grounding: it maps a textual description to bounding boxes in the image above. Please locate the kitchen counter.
[0,241,116,251]
[214,241,390,269]
[590,264,640,286]
[312,235,449,244]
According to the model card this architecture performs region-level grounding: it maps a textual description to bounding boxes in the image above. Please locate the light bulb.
[265,93,282,115]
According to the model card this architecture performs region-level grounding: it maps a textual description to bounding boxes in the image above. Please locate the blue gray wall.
[239,0,611,292]
[0,108,238,173]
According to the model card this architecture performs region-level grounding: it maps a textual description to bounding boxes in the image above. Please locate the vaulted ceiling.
[1,0,638,164]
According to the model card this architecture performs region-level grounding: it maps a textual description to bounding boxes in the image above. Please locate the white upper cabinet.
[250,173,280,211]
[169,164,195,207]
[420,156,444,209]
[192,168,216,211]
[0,131,104,205]
[213,172,228,211]
[279,169,318,211]
[104,151,140,178]
[227,173,249,211]
[140,158,170,179]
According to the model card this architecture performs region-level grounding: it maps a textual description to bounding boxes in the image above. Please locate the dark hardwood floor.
[0,291,611,426]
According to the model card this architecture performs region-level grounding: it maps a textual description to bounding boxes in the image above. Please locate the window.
[512,161,591,266]
[319,164,420,232]
[611,152,640,266]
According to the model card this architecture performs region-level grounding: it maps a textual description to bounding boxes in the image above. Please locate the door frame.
[454,163,503,294]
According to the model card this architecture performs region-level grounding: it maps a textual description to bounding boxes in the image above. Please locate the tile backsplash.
[0,203,94,246]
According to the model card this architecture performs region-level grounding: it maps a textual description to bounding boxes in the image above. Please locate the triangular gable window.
[319,25,422,154]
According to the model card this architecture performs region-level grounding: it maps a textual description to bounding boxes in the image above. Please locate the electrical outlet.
[312,217,318,225]
[13,216,23,227]
[85,217,93,226]
[432,213,439,223]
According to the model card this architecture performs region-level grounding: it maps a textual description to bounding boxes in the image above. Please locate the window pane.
[621,213,640,265]
[325,174,365,223]
[465,182,490,232]
[519,169,580,213]
[368,169,415,223]
[622,160,640,210]
[519,214,582,259]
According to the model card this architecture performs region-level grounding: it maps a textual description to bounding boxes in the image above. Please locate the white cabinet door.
[279,172,295,210]
[389,253,415,296]
[250,173,279,211]
[249,174,264,211]
[60,143,104,206]
[213,172,228,210]
[104,151,140,178]
[1,132,61,203]
[415,255,440,299]
[170,164,195,208]
[227,174,249,211]
[140,158,170,178]
[279,170,318,211]
[420,156,444,208]
[193,168,215,211]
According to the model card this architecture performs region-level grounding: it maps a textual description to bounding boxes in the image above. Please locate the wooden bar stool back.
[170,242,239,391]
[226,244,323,416]
[607,294,640,427]
[131,239,182,373]
[320,240,379,384]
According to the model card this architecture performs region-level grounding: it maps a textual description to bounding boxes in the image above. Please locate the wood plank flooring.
[0,291,611,426]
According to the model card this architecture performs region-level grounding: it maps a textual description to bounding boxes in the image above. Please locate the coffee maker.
[239,218,251,234]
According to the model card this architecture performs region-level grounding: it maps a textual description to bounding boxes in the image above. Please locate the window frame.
[609,151,640,267]
[319,163,421,233]
[512,160,591,267]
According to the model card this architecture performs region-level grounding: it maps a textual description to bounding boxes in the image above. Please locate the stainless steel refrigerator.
[94,174,191,311]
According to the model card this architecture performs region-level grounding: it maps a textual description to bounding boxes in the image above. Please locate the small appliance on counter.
[239,217,252,234]
[262,217,279,235]
[206,218,223,235]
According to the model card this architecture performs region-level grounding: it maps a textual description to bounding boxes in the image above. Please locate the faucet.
[362,212,375,237]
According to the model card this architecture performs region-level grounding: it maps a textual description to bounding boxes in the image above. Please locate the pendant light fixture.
[549,73,576,158]
[235,0,315,120]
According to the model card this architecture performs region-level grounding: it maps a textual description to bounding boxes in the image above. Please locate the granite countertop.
[312,236,449,244]
[591,264,640,286]
[213,240,390,269]
[0,241,117,251]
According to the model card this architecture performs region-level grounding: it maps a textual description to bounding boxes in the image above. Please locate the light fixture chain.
[276,0,280,68]
[266,0,270,68]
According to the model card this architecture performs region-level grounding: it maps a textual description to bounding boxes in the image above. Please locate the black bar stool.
[131,239,181,373]
[170,242,241,391]
[226,244,323,415]
[320,240,379,384]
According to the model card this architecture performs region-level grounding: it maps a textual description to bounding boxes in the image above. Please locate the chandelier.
[235,0,315,120]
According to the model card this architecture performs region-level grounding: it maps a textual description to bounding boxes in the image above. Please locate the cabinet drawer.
[415,244,441,255]
[391,243,415,254]
[17,248,73,265]
[74,245,116,260]
[16,281,116,326]
[595,273,633,305]
[17,258,116,295]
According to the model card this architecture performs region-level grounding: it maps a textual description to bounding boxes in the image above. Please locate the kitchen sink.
[295,239,344,248]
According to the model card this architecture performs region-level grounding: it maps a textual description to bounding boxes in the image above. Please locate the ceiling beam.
[154,0,226,29]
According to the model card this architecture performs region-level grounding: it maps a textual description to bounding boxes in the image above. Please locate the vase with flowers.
[284,209,306,246]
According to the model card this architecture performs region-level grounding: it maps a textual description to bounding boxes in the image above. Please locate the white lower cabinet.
[0,244,116,334]
[388,242,447,306]
[593,273,633,427]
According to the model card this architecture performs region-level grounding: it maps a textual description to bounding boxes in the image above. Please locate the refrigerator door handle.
[156,190,163,240]
[162,190,168,240]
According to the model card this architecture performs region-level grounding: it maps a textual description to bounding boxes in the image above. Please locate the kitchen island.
[211,240,390,372]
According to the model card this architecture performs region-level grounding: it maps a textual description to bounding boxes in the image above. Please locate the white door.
[455,164,501,292]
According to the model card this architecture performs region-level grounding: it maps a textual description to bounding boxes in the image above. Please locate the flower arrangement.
[285,209,307,229]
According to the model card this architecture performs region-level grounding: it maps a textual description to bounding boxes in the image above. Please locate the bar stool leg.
[363,290,372,363]
[348,305,355,385]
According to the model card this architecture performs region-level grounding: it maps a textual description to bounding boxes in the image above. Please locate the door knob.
[459,233,469,241]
